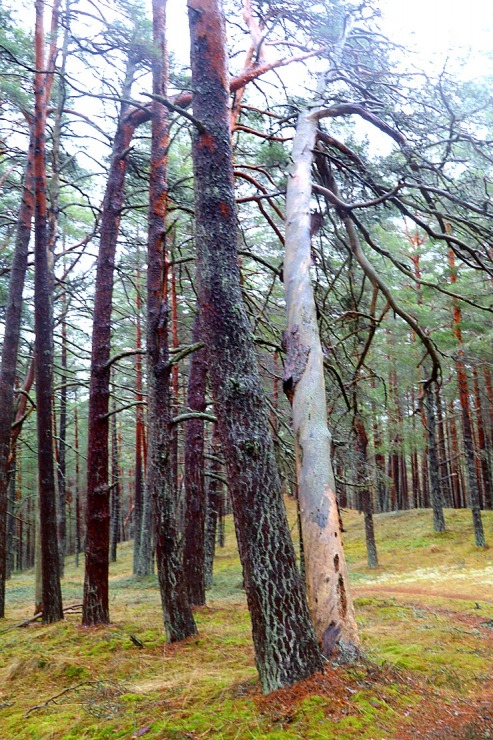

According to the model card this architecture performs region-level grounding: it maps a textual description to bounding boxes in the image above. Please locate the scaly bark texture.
[284,110,359,656]
[34,0,63,624]
[82,60,138,626]
[188,0,322,693]
[183,312,208,606]
[147,0,196,641]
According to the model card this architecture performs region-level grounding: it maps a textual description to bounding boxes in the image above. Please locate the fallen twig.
[0,603,82,634]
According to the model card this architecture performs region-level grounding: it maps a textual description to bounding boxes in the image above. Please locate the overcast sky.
[167,0,493,79]
[379,0,493,76]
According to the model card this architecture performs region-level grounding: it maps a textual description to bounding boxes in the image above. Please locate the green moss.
[2,506,493,739]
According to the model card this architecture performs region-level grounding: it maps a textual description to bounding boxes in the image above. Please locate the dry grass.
[0,503,492,738]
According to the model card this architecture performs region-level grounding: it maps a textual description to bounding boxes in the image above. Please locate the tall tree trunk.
[473,367,492,509]
[188,0,323,693]
[423,384,446,532]
[448,400,465,509]
[170,261,180,502]
[183,312,208,606]
[147,0,197,642]
[0,0,60,622]
[109,398,120,563]
[56,296,68,576]
[74,400,81,567]
[34,0,63,624]
[135,266,153,576]
[204,423,222,589]
[449,251,486,547]
[82,59,138,626]
[0,137,34,617]
[6,445,16,579]
[436,388,453,507]
[133,277,144,574]
[15,446,23,572]
[370,394,387,513]
[283,108,359,656]
[353,415,378,568]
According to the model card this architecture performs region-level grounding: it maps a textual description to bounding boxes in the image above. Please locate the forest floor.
[0,504,493,739]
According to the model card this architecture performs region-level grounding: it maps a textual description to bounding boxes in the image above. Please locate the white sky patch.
[379,0,493,77]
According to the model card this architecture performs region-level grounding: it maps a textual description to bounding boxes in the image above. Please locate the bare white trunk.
[284,110,359,656]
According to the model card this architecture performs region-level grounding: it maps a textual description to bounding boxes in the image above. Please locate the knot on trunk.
[282,326,310,404]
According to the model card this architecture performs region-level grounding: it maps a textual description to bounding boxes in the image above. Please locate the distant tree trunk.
[56,297,68,576]
[135,265,153,576]
[0,133,35,617]
[26,493,34,570]
[283,108,359,656]
[435,388,453,507]
[370,393,387,512]
[74,400,81,567]
[448,401,465,508]
[82,59,138,626]
[133,279,144,574]
[183,312,208,606]
[388,360,409,511]
[170,261,180,500]
[147,0,196,642]
[0,0,60,623]
[34,0,63,623]
[188,0,323,693]
[15,452,23,572]
[6,446,16,579]
[109,399,120,563]
[423,384,446,532]
[204,423,222,589]
[449,251,486,547]
[34,499,42,614]
[472,367,492,509]
[353,415,378,568]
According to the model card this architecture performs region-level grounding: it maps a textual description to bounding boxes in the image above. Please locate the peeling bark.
[284,109,359,656]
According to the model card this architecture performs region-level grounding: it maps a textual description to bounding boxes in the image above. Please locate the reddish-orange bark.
[146,0,196,641]
[33,0,63,623]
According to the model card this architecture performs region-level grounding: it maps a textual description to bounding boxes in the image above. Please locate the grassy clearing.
[1,503,492,739]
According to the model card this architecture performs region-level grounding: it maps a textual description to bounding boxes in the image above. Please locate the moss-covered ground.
[1,504,492,738]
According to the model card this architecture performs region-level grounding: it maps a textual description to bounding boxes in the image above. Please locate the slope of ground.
[0,504,492,738]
